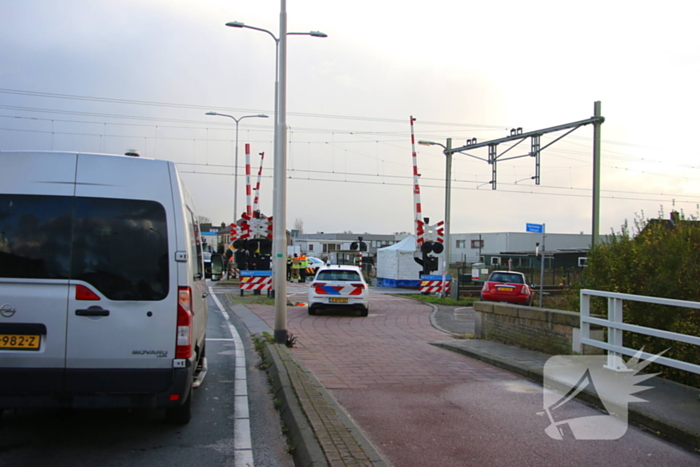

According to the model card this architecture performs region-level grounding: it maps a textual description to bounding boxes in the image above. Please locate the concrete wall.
[473,301,602,355]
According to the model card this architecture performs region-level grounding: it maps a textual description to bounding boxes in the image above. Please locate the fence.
[580,289,700,375]
[456,265,583,287]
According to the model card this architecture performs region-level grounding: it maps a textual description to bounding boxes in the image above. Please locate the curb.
[264,343,327,467]
[264,342,391,467]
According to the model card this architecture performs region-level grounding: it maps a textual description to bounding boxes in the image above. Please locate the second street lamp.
[205,111,268,223]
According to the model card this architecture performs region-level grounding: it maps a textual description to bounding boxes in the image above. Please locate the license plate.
[497,287,513,292]
[329,298,348,303]
[0,334,41,350]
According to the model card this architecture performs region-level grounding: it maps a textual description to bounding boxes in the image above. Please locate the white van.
[0,150,223,424]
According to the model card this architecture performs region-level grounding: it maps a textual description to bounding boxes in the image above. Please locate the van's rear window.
[0,195,169,300]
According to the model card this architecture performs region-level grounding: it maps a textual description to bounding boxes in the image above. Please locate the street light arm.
[288,31,328,37]
[205,112,269,123]
[226,21,327,41]
[226,21,279,42]
[418,140,446,149]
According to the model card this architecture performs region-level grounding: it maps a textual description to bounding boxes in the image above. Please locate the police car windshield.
[317,270,361,282]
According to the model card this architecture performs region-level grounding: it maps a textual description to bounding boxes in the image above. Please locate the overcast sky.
[2,0,699,237]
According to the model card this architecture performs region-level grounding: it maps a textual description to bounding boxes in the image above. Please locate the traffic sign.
[526,223,544,234]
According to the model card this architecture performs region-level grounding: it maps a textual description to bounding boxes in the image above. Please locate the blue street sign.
[421,275,451,281]
[240,270,272,277]
[526,223,544,234]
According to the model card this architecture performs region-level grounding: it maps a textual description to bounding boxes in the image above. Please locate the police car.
[307,265,369,316]
[306,256,324,277]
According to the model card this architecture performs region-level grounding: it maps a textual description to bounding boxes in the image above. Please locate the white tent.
[376,236,422,287]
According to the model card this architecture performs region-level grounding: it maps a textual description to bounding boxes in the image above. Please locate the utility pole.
[539,224,546,308]
[592,101,602,247]
[442,138,452,298]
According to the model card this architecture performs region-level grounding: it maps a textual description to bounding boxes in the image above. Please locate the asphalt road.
[0,285,293,467]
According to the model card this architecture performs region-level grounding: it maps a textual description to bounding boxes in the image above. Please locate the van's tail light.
[176,287,193,359]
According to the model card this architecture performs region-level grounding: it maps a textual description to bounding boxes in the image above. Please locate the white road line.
[209,287,255,467]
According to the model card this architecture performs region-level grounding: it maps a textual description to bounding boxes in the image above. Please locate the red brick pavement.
[247,295,517,389]
[245,294,700,467]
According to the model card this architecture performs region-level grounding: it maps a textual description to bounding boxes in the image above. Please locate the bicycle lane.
[246,294,700,467]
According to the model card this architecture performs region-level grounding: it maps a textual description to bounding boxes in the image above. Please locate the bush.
[581,212,700,387]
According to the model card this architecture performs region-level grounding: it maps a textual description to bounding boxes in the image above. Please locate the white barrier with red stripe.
[245,143,252,217]
[420,275,451,294]
[253,151,265,213]
[410,116,424,245]
[240,271,272,293]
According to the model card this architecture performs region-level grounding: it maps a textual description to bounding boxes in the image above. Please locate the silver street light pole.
[225,7,326,343]
[205,112,268,222]
[443,138,452,298]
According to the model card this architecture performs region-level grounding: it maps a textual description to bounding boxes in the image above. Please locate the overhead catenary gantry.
[443,101,605,246]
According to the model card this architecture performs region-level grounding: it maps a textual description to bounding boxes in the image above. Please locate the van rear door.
[0,152,78,392]
[66,154,177,378]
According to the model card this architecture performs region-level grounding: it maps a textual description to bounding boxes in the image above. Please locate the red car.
[480,270,534,306]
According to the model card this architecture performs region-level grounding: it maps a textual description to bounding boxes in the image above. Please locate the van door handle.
[76,306,110,317]
[202,292,208,298]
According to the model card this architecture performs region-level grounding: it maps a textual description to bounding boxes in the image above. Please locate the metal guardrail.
[580,289,700,374]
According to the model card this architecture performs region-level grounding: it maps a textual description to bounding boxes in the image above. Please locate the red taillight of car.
[521,285,530,295]
[350,283,366,295]
[311,282,326,288]
[76,284,100,301]
[176,287,193,359]
[481,282,489,292]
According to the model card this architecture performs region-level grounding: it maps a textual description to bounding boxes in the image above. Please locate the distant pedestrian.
[286,255,292,281]
[299,254,308,283]
[291,253,301,281]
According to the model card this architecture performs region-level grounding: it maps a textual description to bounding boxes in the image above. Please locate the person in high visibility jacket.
[299,254,308,283]
[286,255,292,281]
[291,254,301,281]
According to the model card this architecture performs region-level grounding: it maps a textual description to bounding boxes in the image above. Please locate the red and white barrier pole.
[253,151,265,214]
[410,116,424,244]
[245,143,252,217]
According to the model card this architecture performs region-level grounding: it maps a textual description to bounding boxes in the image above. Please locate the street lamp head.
[257,114,269,118]
[309,31,327,38]
[205,111,219,116]
[226,21,245,28]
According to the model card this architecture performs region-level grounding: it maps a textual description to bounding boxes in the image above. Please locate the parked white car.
[308,265,369,316]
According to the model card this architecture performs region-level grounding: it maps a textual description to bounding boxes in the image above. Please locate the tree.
[198,215,211,225]
[294,218,304,234]
[582,211,700,387]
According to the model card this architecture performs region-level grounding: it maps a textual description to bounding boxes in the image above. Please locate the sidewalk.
[227,294,700,465]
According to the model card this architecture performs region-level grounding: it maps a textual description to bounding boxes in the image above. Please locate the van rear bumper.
[0,365,194,409]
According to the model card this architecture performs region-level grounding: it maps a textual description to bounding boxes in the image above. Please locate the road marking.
[209,287,255,467]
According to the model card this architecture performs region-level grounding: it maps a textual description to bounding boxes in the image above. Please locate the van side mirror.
[210,254,224,282]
